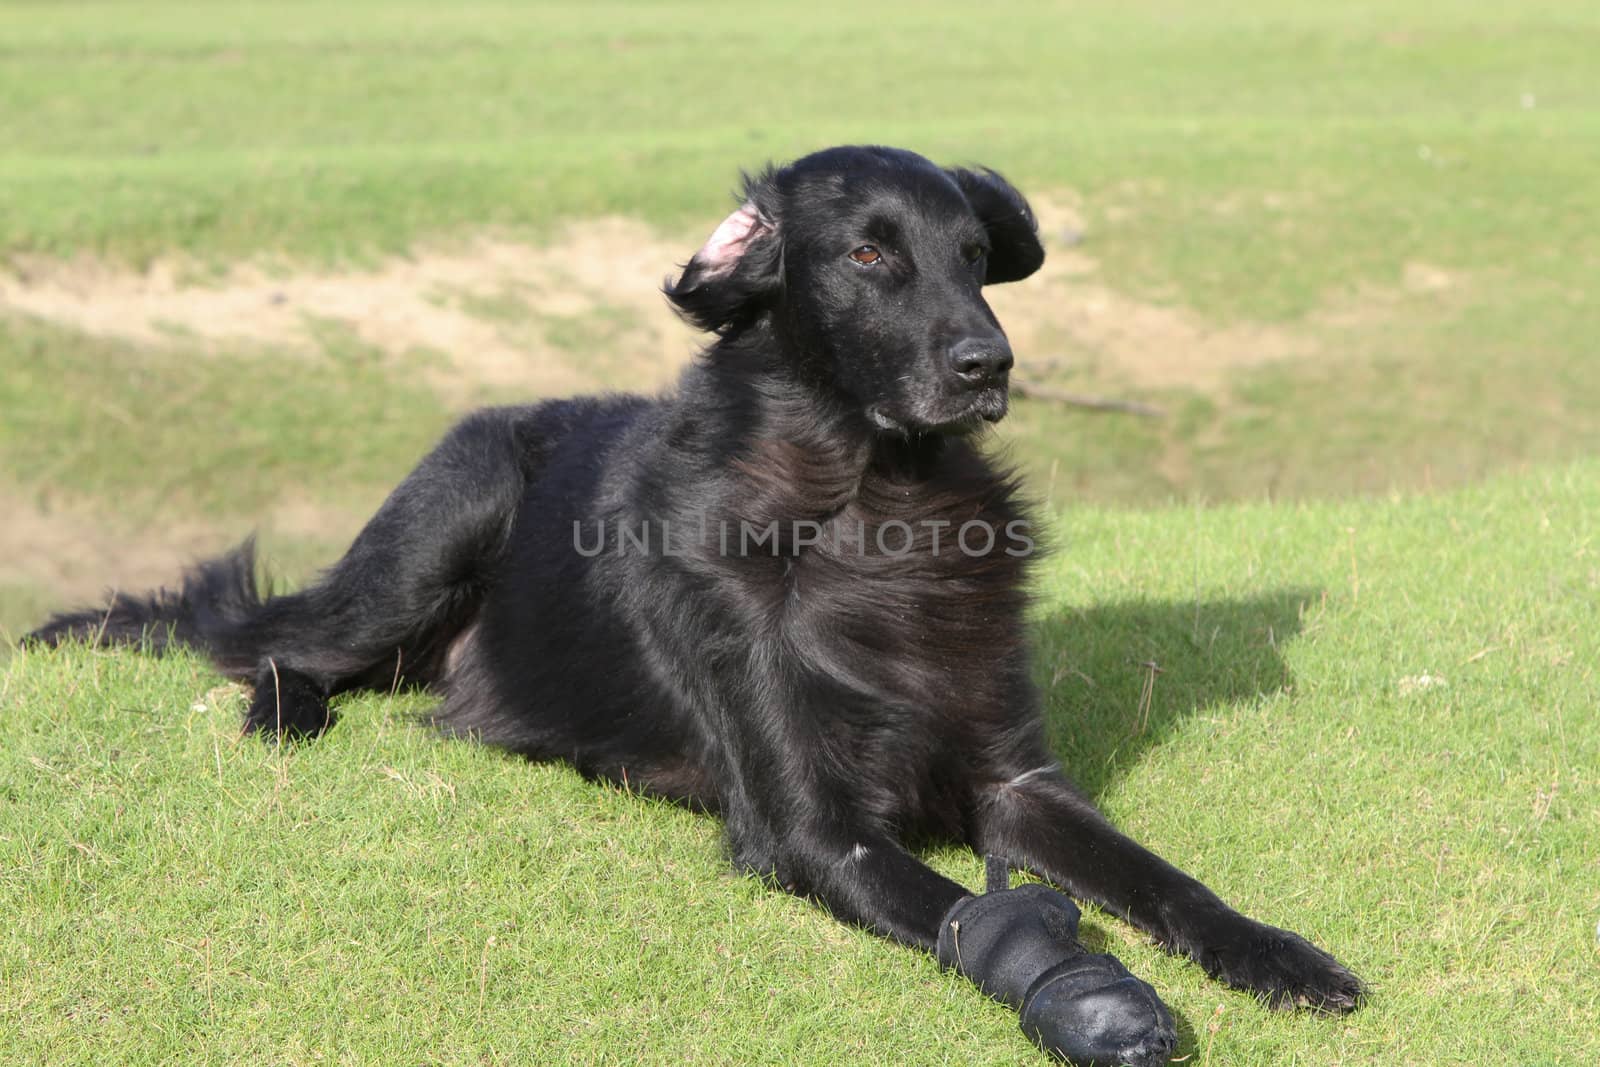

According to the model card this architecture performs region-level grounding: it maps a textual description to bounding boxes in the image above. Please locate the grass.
[1001,273,1600,502]
[3,3,1597,303]
[4,462,1596,1065]
[0,317,451,523]
[4,0,1598,514]
[2,1,1599,1063]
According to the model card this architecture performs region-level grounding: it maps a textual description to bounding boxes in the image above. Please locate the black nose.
[948,337,1014,384]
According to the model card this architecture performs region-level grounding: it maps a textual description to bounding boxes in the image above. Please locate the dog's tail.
[23,538,268,674]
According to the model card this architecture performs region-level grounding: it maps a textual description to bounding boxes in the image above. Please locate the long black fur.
[28,146,1362,1029]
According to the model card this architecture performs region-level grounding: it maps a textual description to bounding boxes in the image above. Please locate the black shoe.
[937,884,1176,1066]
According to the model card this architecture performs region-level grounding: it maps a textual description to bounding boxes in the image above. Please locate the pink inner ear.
[694,202,768,277]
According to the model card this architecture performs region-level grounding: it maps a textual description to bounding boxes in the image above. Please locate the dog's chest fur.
[724,433,1035,719]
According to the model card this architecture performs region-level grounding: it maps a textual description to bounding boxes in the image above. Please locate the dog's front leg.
[973,761,1364,1013]
[718,774,1172,1066]
[754,812,1176,1066]
[732,805,964,949]
[692,662,1174,1062]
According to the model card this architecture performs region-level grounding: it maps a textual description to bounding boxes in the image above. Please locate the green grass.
[0,317,451,523]
[1000,272,1600,502]
[3,3,1599,1062]
[5,0,1598,513]
[4,463,1596,1065]
[3,1,1598,304]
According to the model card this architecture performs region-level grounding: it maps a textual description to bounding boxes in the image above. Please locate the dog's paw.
[1022,953,1178,1066]
[1195,919,1364,1013]
[242,666,335,741]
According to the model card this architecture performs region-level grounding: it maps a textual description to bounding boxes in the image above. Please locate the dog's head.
[666,146,1044,435]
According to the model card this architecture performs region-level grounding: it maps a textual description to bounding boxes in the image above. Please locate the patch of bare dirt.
[0,485,371,624]
[1402,260,1456,294]
[989,194,1315,389]
[0,193,1336,404]
[0,218,705,405]
[0,490,229,609]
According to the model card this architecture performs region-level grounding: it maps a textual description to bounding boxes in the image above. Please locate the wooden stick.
[1010,379,1165,418]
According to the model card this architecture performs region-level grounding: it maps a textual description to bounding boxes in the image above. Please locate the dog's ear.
[664,181,782,334]
[948,167,1045,285]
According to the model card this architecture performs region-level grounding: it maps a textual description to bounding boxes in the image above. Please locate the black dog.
[30,146,1361,1065]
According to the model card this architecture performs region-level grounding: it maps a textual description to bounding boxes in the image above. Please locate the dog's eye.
[848,245,883,266]
[961,243,987,265]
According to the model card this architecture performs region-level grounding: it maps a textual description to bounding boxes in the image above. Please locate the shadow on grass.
[1033,588,1319,799]
[1024,590,1320,1057]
